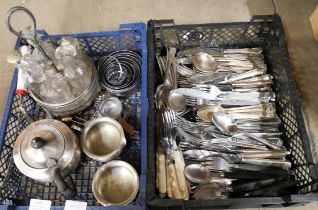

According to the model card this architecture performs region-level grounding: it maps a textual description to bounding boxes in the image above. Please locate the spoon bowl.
[185,164,210,183]
[197,105,222,122]
[194,183,228,200]
[185,164,233,185]
[168,91,186,113]
[193,52,218,73]
[212,112,239,134]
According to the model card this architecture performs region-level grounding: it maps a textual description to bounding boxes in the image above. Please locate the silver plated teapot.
[13,119,81,198]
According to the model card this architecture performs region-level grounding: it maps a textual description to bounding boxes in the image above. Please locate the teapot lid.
[15,120,66,169]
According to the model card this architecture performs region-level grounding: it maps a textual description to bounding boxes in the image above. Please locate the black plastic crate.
[147,15,318,209]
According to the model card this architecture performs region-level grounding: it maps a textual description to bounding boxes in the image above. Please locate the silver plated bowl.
[92,160,139,206]
[80,117,126,162]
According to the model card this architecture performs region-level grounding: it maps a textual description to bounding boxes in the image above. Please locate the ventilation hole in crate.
[154,29,162,48]
[88,37,119,55]
[121,34,141,50]
[162,29,178,46]
[289,147,306,165]
[307,184,312,192]
[77,38,90,54]
[179,28,212,47]
[294,165,313,193]
[246,28,261,39]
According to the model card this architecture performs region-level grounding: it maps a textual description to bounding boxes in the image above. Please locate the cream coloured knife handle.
[167,163,182,199]
[166,160,172,198]
[173,150,189,200]
[173,150,186,191]
[156,154,159,189]
[157,153,167,196]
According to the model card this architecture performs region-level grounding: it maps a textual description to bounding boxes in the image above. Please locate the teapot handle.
[53,168,76,199]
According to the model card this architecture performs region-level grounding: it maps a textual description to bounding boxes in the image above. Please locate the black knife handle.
[231,163,294,176]
[224,170,282,180]
[245,180,299,196]
[231,177,286,192]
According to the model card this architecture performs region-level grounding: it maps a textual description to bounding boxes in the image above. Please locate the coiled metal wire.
[98,50,141,96]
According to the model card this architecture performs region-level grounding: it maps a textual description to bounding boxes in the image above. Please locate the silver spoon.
[197,104,264,122]
[194,183,230,200]
[168,91,186,113]
[184,164,233,185]
[192,52,218,73]
[212,112,282,150]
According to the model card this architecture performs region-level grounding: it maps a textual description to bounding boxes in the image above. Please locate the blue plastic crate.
[0,23,148,210]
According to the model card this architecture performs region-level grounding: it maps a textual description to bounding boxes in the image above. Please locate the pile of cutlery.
[155,47,293,200]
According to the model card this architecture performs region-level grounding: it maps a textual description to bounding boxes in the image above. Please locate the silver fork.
[204,156,291,171]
